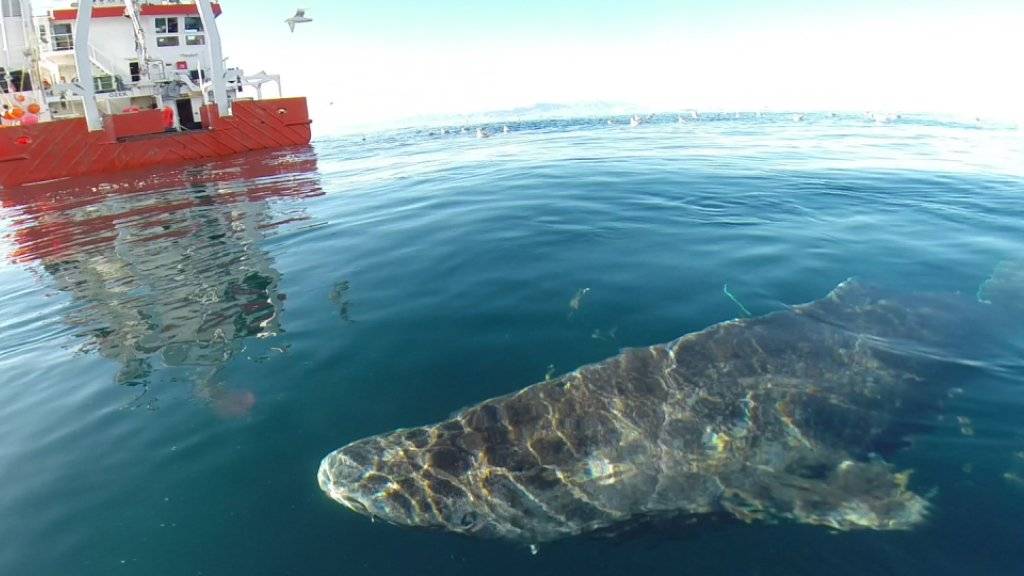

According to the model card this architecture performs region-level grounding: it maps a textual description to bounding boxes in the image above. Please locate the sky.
[40,1,1024,133]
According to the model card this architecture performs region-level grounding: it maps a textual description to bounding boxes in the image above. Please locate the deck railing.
[87,44,121,77]
[52,33,74,51]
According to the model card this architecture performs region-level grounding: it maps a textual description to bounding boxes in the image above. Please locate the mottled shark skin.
[319,280,948,543]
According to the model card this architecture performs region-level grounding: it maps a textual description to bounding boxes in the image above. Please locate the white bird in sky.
[286,9,312,32]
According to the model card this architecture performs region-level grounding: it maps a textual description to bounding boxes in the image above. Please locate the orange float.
[14,94,26,103]
[10,106,25,119]
[27,103,41,114]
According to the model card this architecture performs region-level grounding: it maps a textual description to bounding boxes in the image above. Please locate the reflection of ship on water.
[0,150,322,414]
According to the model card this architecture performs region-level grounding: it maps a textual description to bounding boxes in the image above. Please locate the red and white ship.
[0,0,311,188]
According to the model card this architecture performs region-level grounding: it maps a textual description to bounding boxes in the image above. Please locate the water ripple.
[1,115,1023,575]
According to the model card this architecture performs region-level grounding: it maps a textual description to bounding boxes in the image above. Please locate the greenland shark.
[318,274,1016,543]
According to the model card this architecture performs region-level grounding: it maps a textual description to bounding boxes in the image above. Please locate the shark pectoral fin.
[796,459,928,530]
[721,459,928,530]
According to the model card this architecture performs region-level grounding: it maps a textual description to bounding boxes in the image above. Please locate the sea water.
[1,113,1022,575]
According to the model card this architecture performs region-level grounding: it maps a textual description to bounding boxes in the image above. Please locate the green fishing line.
[723,284,752,317]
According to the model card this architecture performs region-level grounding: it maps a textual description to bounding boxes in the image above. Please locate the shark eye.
[460,512,478,528]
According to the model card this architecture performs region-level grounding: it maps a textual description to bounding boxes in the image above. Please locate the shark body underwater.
[318,271,1021,544]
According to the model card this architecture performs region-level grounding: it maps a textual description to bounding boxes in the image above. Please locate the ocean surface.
[1,113,1022,575]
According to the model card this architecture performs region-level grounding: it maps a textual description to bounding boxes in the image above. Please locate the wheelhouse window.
[184,16,205,45]
[52,23,73,51]
[157,36,180,47]
[155,17,179,34]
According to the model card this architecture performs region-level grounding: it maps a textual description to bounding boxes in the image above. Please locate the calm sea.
[1,113,1022,575]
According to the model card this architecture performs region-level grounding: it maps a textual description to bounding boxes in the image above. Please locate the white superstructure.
[1,1,279,128]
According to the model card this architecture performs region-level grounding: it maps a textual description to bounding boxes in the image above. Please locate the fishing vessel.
[0,0,311,188]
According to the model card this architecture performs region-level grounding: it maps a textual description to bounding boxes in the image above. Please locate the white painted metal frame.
[196,0,228,117]
[72,0,102,131]
[240,71,282,100]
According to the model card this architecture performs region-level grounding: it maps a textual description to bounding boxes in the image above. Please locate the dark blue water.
[1,114,1023,575]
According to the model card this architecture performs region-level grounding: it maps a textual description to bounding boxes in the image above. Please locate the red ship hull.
[0,97,311,188]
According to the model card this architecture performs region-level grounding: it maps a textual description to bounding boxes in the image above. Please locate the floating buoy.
[14,94,26,103]
[10,106,24,119]
[21,113,39,126]
[27,103,41,114]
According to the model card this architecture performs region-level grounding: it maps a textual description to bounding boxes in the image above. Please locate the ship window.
[52,23,74,51]
[155,17,179,35]
[186,34,206,46]
[184,17,204,32]
[94,75,115,94]
[157,36,180,47]
[8,69,31,91]
[1,0,23,17]
[129,61,141,82]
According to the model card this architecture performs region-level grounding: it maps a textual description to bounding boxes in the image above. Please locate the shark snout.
[318,443,428,526]
[318,450,373,515]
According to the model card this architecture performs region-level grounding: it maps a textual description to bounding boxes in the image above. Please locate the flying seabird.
[286,9,312,32]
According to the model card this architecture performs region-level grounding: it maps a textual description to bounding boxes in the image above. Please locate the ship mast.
[1,2,27,91]
[0,1,9,76]
[196,0,228,117]
[73,0,102,130]
[19,0,47,104]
